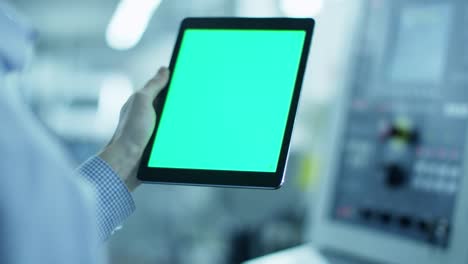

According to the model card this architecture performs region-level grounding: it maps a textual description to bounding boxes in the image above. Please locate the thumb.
[142,67,170,99]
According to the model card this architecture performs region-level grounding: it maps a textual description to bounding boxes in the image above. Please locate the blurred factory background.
[6,0,350,263]
[6,0,468,263]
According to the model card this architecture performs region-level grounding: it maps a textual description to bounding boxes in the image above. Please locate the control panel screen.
[388,5,452,83]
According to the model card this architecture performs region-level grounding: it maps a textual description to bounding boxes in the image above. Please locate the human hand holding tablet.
[98,68,170,191]
[138,17,315,189]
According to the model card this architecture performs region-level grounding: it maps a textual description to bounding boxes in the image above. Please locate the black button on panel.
[378,212,392,225]
[418,220,431,234]
[359,208,373,221]
[399,216,412,229]
[385,164,408,188]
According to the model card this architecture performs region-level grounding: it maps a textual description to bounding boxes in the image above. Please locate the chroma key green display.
[148,29,306,172]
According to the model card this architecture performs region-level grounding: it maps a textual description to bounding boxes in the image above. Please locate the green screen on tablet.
[147,29,306,172]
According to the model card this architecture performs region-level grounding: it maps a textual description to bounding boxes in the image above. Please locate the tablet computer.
[138,17,314,189]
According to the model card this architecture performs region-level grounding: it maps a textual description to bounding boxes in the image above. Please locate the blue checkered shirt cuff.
[77,156,135,241]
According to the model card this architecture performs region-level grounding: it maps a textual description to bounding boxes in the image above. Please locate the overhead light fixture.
[106,0,162,50]
[280,0,323,18]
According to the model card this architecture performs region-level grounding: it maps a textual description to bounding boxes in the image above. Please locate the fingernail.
[158,67,168,75]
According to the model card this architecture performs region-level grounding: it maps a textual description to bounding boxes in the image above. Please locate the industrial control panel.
[329,0,468,249]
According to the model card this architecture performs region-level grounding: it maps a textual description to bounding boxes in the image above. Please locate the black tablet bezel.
[137,17,315,189]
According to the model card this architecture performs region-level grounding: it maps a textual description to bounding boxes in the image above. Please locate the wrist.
[98,139,142,191]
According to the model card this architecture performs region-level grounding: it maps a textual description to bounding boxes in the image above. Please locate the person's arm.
[77,156,135,241]
[77,67,169,241]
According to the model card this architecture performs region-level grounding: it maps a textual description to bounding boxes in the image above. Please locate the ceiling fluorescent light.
[106,0,162,50]
[280,0,323,18]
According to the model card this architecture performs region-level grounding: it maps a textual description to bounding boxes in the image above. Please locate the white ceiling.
[6,0,235,85]
[6,0,236,139]
[8,0,234,47]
